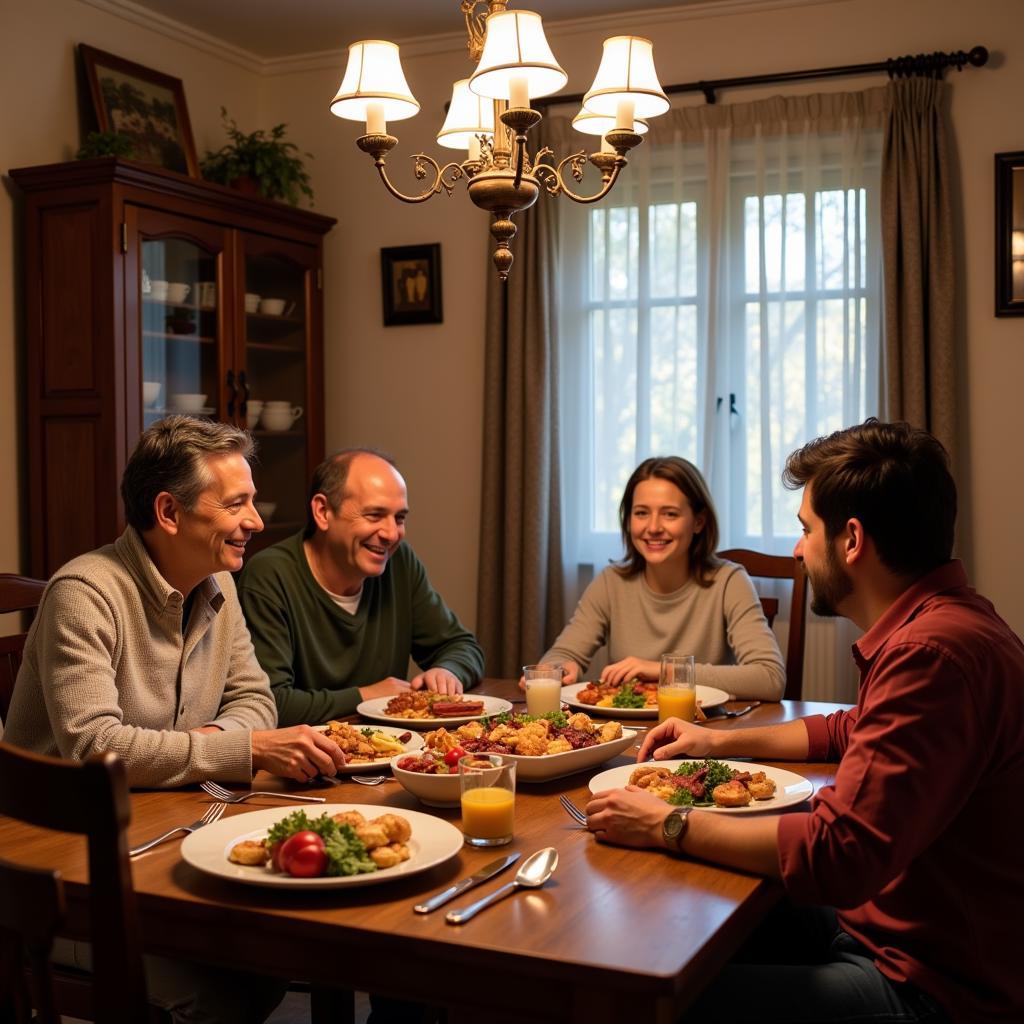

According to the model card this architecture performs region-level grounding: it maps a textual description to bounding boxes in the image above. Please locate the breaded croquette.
[228,839,270,866]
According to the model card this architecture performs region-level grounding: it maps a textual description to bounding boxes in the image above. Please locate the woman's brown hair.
[613,456,720,586]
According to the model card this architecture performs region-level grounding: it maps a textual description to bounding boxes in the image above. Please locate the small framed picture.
[995,151,1024,316]
[78,44,199,178]
[381,244,443,326]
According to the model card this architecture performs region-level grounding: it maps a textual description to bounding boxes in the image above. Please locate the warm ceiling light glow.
[332,3,668,280]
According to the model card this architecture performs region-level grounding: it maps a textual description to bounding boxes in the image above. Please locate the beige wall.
[2,0,1022,639]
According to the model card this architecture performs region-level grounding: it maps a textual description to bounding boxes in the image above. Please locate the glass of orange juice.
[658,654,696,723]
[459,754,516,847]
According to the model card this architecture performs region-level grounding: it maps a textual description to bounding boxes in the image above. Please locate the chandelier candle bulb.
[509,76,529,111]
[600,134,615,154]
[615,99,636,132]
[468,136,482,162]
[366,103,386,136]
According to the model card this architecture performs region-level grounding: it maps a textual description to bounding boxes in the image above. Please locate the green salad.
[265,809,377,876]
[665,759,738,808]
[611,682,647,709]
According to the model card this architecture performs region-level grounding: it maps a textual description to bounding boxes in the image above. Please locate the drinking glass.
[522,662,563,717]
[459,754,515,847]
[658,654,696,723]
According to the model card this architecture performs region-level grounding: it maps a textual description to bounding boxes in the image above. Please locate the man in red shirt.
[586,420,1024,1023]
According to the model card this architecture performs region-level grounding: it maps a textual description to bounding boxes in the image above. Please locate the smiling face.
[172,452,263,582]
[794,486,853,617]
[317,454,408,593]
[629,477,705,577]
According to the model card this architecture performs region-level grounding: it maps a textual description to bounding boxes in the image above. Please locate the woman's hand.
[600,657,660,686]
[636,718,718,762]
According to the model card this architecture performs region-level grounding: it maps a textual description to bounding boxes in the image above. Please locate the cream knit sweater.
[4,528,276,787]
[541,561,786,700]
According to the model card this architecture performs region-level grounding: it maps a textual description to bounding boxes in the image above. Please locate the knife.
[413,852,520,914]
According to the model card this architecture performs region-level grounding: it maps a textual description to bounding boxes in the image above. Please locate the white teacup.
[169,392,208,414]
[259,297,287,316]
[150,279,170,301]
[261,404,303,431]
[245,400,264,430]
[254,501,277,521]
[142,381,161,407]
[244,293,261,313]
[167,282,191,304]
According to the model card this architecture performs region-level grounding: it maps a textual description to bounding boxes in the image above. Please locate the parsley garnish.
[611,682,646,708]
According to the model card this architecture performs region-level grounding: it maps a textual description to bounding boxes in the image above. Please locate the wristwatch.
[662,807,692,853]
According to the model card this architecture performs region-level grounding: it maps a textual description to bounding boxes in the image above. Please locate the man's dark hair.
[121,416,254,532]
[304,447,397,537]
[783,418,956,577]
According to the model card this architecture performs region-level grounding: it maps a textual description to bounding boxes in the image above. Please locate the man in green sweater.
[238,448,484,726]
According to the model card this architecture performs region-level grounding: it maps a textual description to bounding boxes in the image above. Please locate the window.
[557,128,881,566]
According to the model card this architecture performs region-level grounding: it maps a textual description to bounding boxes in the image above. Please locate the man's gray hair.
[121,415,255,531]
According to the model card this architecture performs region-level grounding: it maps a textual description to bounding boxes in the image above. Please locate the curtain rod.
[539,45,989,108]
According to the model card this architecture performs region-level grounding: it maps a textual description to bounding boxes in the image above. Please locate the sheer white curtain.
[556,89,887,699]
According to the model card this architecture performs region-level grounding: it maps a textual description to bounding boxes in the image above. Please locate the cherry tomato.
[443,746,467,767]
[278,831,327,878]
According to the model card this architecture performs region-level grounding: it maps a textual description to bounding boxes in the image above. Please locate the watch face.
[664,811,684,840]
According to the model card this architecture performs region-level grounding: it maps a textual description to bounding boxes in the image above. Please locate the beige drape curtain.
[880,77,956,458]
[475,118,571,676]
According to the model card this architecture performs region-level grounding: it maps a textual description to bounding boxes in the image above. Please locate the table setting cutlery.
[558,795,588,827]
[351,774,392,786]
[129,801,226,857]
[413,852,520,914]
[200,780,326,804]
[445,847,558,924]
[704,701,761,719]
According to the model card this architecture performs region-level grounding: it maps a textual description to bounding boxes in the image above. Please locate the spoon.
[445,847,558,924]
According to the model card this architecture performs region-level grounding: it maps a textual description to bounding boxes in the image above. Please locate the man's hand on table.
[251,725,347,782]
[358,677,413,701]
[585,786,671,849]
[410,668,464,695]
[637,717,720,762]
[599,657,659,686]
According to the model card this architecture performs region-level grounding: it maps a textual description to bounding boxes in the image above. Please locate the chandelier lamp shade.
[329,0,669,280]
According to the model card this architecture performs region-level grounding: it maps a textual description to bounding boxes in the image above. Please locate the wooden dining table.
[1,681,850,1023]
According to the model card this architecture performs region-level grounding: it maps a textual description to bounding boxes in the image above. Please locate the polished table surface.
[1,681,850,1023]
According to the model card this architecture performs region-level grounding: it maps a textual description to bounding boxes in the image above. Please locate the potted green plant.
[76,131,139,160]
[200,107,314,206]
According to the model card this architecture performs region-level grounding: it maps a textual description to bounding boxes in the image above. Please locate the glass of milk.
[522,662,564,717]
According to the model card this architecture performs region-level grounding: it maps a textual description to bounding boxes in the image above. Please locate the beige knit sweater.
[4,528,276,787]
[541,561,786,700]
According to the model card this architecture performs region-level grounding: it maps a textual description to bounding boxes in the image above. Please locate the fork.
[200,780,326,804]
[129,801,226,857]
[559,794,588,827]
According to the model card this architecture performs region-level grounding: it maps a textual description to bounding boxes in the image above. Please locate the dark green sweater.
[237,532,484,725]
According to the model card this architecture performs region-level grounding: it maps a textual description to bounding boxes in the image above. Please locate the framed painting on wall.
[381,244,443,326]
[79,44,198,177]
[995,150,1024,316]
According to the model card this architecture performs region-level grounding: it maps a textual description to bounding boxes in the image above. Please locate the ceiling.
[127,0,703,60]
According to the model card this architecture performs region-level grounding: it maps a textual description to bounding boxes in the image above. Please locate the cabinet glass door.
[136,219,226,429]
[241,235,318,543]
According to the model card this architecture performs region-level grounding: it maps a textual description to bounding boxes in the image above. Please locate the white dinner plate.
[504,728,638,781]
[181,804,462,889]
[326,725,424,774]
[561,682,730,719]
[588,759,813,813]
[356,694,513,729]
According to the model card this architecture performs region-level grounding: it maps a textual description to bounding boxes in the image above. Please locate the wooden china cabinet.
[10,158,336,577]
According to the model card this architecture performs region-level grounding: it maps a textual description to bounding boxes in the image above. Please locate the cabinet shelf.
[142,330,215,344]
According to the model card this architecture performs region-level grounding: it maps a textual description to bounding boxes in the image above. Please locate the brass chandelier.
[329,0,669,280]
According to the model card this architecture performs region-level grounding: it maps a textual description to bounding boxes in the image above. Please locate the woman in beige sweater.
[541,457,785,701]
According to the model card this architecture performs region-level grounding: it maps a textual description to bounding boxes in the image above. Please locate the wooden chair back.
[0,574,47,724]
[718,549,807,700]
[0,744,150,1023]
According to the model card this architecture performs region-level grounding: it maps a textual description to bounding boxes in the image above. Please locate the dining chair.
[718,549,808,700]
[0,573,47,725]
[0,742,154,1023]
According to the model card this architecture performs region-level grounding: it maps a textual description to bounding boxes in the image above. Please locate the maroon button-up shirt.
[777,561,1024,1022]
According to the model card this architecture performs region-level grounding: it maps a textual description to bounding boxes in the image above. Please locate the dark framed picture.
[79,44,198,177]
[381,244,443,326]
[995,150,1024,316]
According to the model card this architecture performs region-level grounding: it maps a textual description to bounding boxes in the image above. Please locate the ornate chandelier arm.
[532,149,628,205]
[357,135,465,203]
